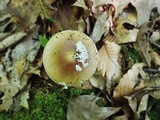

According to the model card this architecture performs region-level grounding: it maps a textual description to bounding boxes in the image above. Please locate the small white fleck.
[75,65,82,72]
[75,41,89,68]
[58,82,68,89]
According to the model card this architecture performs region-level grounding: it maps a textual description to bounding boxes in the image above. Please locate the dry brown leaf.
[125,96,137,113]
[0,0,9,10]
[136,22,153,67]
[137,94,149,117]
[0,26,40,111]
[0,65,9,85]
[91,0,132,18]
[131,0,160,26]
[150,89,160,100]
[72,0,88,10]
[89,72,106,90]
[98,41,122,81]
[113,63,146,99]
[113,26,139,44]
[67,95,120,120]
[0,32,27,52]
[112,3,139,43]
[0,84,19,111]
[8,0,56,31]
[145,77,160,89]
[97,41,122,94]
[49,0,83,33]
[150,31,160,42]
[90,12,110,43]
[151,52,160,66]
[111,115,128,120]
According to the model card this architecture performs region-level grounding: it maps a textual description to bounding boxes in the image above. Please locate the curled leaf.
[131,0,160,26]
[98,41,122,81]
[67,95,120,120]
[151,52,160,66]
[90,11,110,43]
[112,3,139,43]
[113,63,146,99]
[97,41,122,94]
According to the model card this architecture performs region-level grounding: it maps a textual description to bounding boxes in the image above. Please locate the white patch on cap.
[75,65,82,72]
[75,41,89,71]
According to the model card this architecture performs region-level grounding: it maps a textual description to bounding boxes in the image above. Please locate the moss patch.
[0,79,96,120]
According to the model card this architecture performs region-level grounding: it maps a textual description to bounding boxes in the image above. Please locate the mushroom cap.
[43,30,99,87]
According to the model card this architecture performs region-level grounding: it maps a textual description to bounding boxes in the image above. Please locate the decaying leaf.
[89,72,106,90]
[72,0,88,10]
[49,0,83,33]
[113,63,146,99]
[0,0,9,10]
[13,83,31,111]
[0,84,19,111]
[150,89,160,100]
[137,94,149,117]
[125,96,137,113]
[20,89,30,109]
[131,0,160,26]
[151,52,160,66]
[0,26,41,111]
[135,15,160,67]
[67,95,120,120]
[90,11,110,43]
[98,41,122,81]
[97,41,122,94]
[0,32,26,51]
[98,41,121,80]
[112,3,138,44]
[150,30,160,42]
[91,0,132,19]
[135,22,153,67]
[7,0,56,31]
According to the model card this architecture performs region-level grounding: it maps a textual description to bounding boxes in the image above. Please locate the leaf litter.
[67,95,120,120]
[0,0,160,119]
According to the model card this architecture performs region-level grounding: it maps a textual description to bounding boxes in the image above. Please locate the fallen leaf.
[8,0,56,31]
[0,26,40,111]
[150,89,160,100]
[111,115,128,120]
[0,0,9,10]
[0,65,9,85]
[91,0,132,19]
[0,84,19,111]
[90,11,110,43]
[20,89,29,109]
[49,0,83,33]
[67,95,120,120]
[136,22,153,67]
[98,41,122,81]
[151,52,160,66]
[150,31,160,42]
[125,96,137,113]
[0,32,27,52]
[112,3,139,43]
[113,63,146,99]
[97,41,122,94]
[137,94,149,117]
[72,0,88,10]
[145,77,160,89]
[131,0,160,26]
[89,72,106,90]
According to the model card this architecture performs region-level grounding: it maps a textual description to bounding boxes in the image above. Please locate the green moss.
[0,81,96,120]
[147,96,160,120]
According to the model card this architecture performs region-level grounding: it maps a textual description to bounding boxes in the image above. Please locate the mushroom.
[43,30,99,88]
